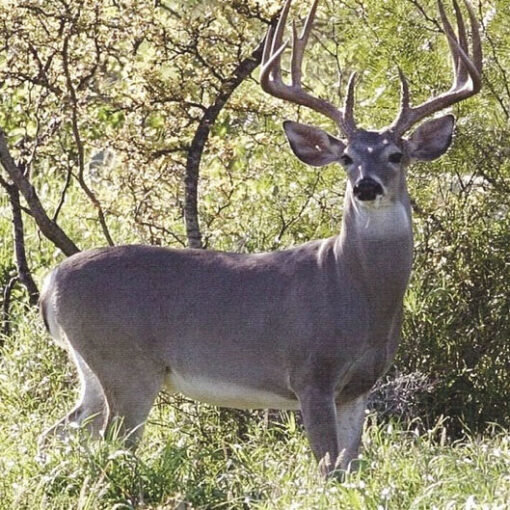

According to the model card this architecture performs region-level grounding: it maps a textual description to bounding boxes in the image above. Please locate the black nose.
[353,178,384,201]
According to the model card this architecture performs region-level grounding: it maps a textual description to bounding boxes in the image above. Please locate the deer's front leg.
[298,388,339,477]
[335,393,368,472]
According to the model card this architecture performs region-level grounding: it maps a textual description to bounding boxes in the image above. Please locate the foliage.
[402,150,510,430]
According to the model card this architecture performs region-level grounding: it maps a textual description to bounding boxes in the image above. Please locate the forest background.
[1,0,509,508]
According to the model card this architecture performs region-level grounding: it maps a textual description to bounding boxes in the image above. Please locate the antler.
[260,0,358,138]
[391,0,482,137]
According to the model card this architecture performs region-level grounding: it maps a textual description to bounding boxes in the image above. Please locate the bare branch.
[0,178,39,305]
[53,164,73,222]
[184,37,267,249]
[0,129,79,256]
[62,34,115,246]
[1,276,19,339]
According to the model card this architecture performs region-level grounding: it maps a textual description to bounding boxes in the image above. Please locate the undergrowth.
[1,308,509,509]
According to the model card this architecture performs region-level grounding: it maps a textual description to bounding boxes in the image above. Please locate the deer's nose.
[353,178,384,201]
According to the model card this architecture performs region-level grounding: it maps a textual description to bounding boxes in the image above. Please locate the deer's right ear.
[283,120,346,167]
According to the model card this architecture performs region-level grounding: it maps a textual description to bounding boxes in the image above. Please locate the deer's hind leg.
[87,351,166,446]
[39,350,107,446]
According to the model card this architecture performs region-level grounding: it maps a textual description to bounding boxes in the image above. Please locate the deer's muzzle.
[353,178,384,202]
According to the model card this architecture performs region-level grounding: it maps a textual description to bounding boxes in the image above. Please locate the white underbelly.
[164,371,300,410]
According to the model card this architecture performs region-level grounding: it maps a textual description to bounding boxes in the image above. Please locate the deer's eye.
[340,154,353,166]
[389,152,403,164]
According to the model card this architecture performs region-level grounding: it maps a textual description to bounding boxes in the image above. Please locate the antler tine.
[437,0,462,87]
[397,67,410,111]
[391,0,482,138]
[291,0,318,86]
[260,0,354,137]
[261,26,289,78]
[439,0,482,87]
[452,0,469,84]
[464,0,483,74]
[269,0,292,82]
[439,0,470,87]
[343,72,358,133]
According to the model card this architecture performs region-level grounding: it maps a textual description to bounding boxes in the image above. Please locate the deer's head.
[260,0,482,207]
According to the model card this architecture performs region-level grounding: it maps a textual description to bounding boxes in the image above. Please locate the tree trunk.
[184,39,266,249]
[5,183,40,305]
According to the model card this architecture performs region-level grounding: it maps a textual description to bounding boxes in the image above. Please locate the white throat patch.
[354,200,411,239]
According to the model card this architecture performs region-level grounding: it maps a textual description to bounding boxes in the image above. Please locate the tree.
[0,0,278,303]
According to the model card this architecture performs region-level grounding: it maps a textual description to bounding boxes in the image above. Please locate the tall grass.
[1,308,509,509]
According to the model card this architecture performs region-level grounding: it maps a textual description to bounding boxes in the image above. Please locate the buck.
[39,0,482,476]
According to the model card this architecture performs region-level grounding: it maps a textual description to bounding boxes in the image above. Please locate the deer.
[39,0,482,477]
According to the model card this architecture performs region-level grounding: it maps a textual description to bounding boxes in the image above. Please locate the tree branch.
[1,276,19,339]
[62,33,115,246]
[0,129,80,256]
[0,177,40,305]
[184,37,266,248]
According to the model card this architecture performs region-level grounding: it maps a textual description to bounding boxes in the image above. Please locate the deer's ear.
[405,114,455,161]
[283,120,346,167]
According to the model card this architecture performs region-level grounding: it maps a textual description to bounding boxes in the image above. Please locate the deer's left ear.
[405,114,455,161]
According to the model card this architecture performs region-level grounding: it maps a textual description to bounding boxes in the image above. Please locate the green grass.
[1,308,510,509]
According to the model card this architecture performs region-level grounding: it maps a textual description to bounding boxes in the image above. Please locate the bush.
[400,130,510,431]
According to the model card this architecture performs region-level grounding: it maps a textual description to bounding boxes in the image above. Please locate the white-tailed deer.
[39,0,482,477]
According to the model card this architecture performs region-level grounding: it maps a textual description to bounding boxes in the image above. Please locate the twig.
[53,164,73,222]
[62,33,115,246]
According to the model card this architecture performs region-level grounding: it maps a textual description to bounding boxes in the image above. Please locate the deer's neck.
[335,192,414,311]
